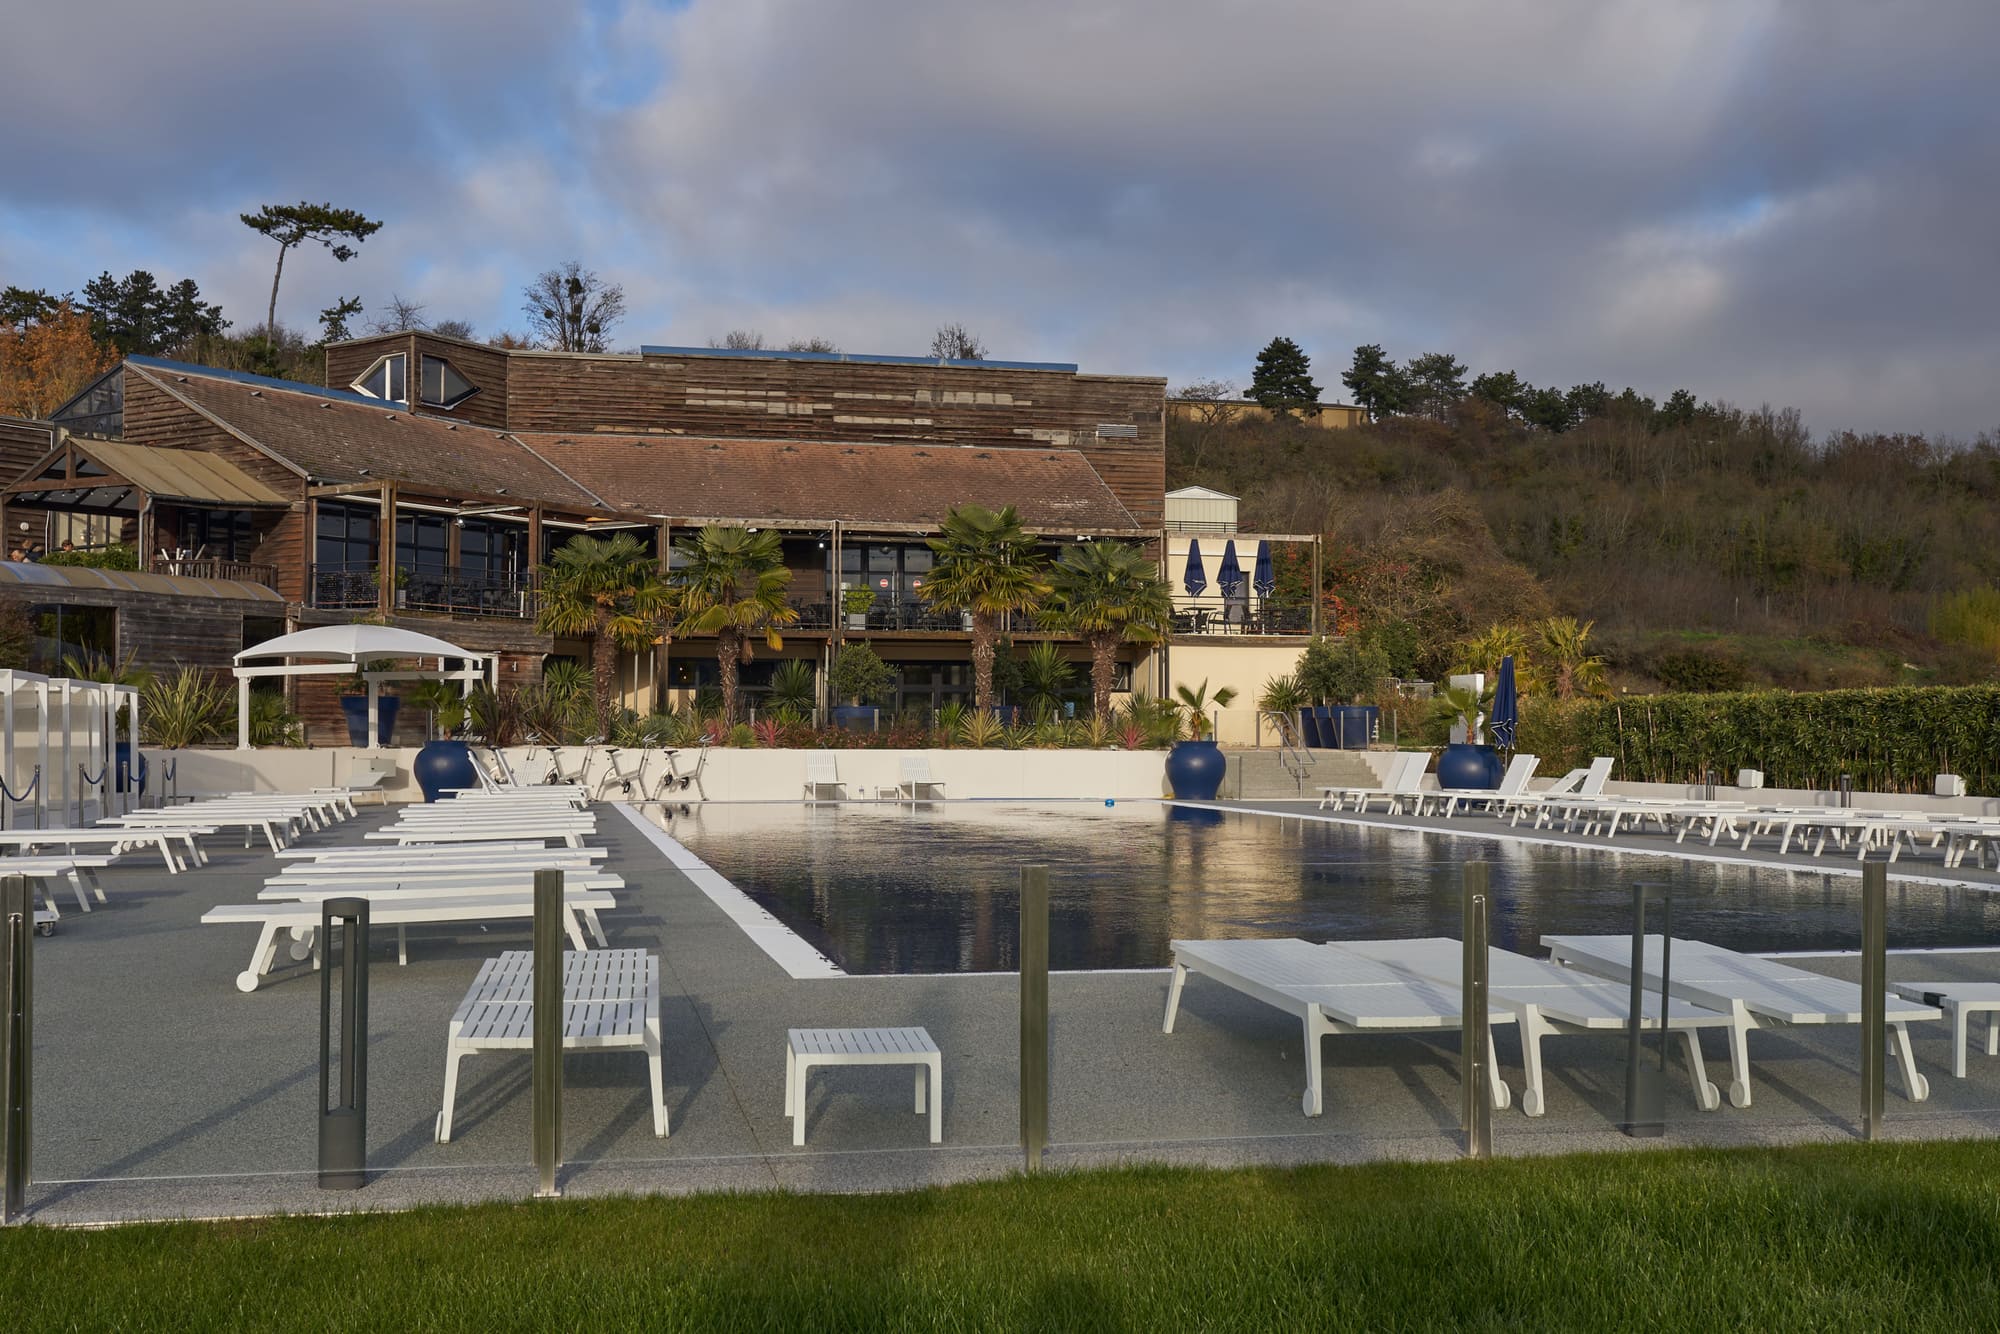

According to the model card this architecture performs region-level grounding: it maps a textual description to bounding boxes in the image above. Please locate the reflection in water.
[664,803,2000,976]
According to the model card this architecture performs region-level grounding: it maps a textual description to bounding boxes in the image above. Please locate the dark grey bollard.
[1622,883,1672,1138]
[533,867,564,1197]
[1019,865,1050,1172]
[1860,859,1886,1141]
[318,897,370,1190]
[2,875,30,1221]
[1460,862,1491,1159]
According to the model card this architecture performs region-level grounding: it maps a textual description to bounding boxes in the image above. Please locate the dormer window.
[351,353,407,403]
[419,354,480,410]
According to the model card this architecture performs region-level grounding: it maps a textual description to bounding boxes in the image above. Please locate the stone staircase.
[1220,748,1380,800]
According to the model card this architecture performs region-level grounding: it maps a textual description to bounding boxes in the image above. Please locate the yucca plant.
[933,700,967,747]
[958,708,1007,749]
[768,659,817,718]
[1256,673,1309,716]
[141,667,231,749]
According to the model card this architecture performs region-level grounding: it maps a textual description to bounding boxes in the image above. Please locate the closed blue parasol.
[1183,538,1208,596]
[1252,539,1275,598]
[1215,540,1244,596]
[1489,654,1519,750]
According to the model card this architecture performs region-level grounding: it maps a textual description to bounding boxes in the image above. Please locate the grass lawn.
[6,1141,2000,1330]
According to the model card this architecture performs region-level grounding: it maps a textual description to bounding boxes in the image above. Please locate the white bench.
[437,948,665,1142]
[785,1026,941,1147]
[1891,981,2000,1079]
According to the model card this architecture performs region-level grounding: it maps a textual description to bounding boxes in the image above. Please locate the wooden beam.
[376,483,397,615]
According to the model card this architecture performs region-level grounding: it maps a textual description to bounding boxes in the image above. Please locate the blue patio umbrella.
[1215,540,1244,596]
[1252,539,1276,598]
[1182,537,1208,596]
[1489,654,1519,750]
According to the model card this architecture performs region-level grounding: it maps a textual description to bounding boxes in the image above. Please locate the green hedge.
[1514,685,2000,796]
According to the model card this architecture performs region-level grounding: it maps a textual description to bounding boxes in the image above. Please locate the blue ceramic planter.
[1166,738,1226,800]
[413,739,478,802]
[1436,742,1504,790]
[340,695,401,747]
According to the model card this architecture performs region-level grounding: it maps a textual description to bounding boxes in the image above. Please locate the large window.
[315,501,378,570]
[51,369,122,438]
[419,355,480,410]
[180,509,255,561]
[458,518,525,580]
[395,513,450,575]
[350,354,407,402]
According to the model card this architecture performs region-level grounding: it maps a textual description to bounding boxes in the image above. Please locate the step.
[1219,748,1381,799]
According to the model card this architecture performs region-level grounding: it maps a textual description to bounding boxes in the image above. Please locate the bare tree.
[784,336,839,353]
[1171,378,1240,471]
[429,318,476,341]
[368,293,429,334]
[708,329,766,350]
[929,322,986,360]
[522,261,626,352]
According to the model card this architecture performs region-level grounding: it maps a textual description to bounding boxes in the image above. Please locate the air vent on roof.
[250,390,262,398]
[358,468,371,476]
[976,452,992,459]
[447,424,458,431]
[1096,423,1138,439]
[385,413,397,421]
[780,445,797,453]
[175,375,188,383]
[319,401,332,409]
[707,443,724,451]
[912,450,929,457]
[842,448,858,455]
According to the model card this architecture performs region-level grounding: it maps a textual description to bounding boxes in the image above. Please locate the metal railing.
[308,562,537,618]
[149,556,280,588]
[1169,603,1313,636]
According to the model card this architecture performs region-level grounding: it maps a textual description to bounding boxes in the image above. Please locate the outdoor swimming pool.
[664,802,2000,975]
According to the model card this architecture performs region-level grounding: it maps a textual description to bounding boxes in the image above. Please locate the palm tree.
[1539,615,1608,700]
[1455,622,1537,694]
[921,504,1050,711]
[673,525,798,724]
[534,532,672,719]
[1044,541,1174,719]
[1172,679,1239,741]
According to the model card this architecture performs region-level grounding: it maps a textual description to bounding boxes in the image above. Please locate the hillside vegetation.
[1169,398,2000,691]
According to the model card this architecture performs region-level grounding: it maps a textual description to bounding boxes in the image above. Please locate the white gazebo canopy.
[233,624,495,750]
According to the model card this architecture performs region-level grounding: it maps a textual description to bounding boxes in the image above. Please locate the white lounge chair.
[203,888,616,992]
[0,827,207,873]
[897,757,947,803]
[1544,934,1941,1105]
[1511,756,1615,827]
[1334,937,1731,1116]
[1317,753,1421,812]
[804,754,845,801]
[1422,754,1540,818]
[1163,937,1513,1116]
[436,948,665,1142]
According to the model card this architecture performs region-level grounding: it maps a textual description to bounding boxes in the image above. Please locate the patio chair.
[897,756,947,803]
[1421,753,1540,817]
[804,754,845,800]
[1318,752,1420,811]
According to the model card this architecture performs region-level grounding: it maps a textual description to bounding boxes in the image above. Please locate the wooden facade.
[326,337,1168,527]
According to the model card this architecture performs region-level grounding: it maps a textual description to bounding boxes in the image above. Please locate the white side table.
[785,1026,941,1146]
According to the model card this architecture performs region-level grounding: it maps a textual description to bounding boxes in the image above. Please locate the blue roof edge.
[126,355,382,406]
[639,345,1078,373]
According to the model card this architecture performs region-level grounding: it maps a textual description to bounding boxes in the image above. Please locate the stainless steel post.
[1461,861,1491,1159]
[1622,883,1672,1137]
[1,874,29,1221]
[532,867,564,1196]
[317,896,369,1190]
[1860,859,1886,1141]
[1019,865,1050,1172]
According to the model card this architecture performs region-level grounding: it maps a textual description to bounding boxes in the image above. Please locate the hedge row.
[1512,685,2000,796]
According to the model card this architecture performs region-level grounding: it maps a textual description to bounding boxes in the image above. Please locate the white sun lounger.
[1421,754,1541,818]
[0,855,115,919]
[276,846,607,867]
[897,757,947,802]
[1544,934,1941,1104]
[0,827,207,873]
[366,824,592,849]
[1312,752,1424,816]
[102,809,302,853]
[1164,937,1513,1116]
[202,889,616,992]
[1514,757,1615,827]
[1332,938,1733,1116]
[436,948,665,1142]
[804,754,845,801]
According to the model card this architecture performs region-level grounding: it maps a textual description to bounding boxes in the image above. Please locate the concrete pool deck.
[17,799,2000,1226]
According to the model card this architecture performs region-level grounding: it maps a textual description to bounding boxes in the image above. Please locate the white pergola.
[0,668,142,826]
[232,625,495,751]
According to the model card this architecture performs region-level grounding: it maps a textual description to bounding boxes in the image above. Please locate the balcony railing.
[150,555,280,588]
[308,562,538,618]
[1169,603,1314,636]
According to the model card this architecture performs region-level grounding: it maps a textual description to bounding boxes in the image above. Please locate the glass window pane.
[386,355,406,403]
[867,545,898,573]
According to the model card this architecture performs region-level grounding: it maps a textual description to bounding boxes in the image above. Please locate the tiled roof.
[125,360,611,511]
[522,433,1143,532]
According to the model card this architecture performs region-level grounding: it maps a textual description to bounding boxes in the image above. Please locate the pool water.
[664,802,2000,975]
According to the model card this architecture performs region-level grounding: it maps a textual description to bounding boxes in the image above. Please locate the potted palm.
[1435,683,1504,789]
[1166,679,1237,799]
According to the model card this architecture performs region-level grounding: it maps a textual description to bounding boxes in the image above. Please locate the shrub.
[1652,649,1749,694]
[1297,634,1390,704]
[1932,589,2000,658]
[828,643,893,706]
[141,667,231,748]
[43,542,138,571]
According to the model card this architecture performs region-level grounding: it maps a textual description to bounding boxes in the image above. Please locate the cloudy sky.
[4,1,1994,437]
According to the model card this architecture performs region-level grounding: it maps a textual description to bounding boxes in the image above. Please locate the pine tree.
[1249,336,1319,416]
[1340,343,1411,419]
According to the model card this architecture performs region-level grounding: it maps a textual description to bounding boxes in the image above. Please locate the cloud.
[4,0,1998,436]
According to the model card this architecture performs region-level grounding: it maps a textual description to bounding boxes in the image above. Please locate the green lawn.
[7,1142,2000,1330]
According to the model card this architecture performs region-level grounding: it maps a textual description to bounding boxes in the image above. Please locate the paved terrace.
[18,799,2000,1226]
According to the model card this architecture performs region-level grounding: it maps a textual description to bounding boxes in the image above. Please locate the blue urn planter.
[340,695,402,747]
[1436,742,1505,790]
[1166,738,1226,800]
[413,739,478,802]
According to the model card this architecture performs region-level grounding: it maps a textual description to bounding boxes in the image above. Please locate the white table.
[1891,981,2000,1079]
[785,1027,941,1147]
